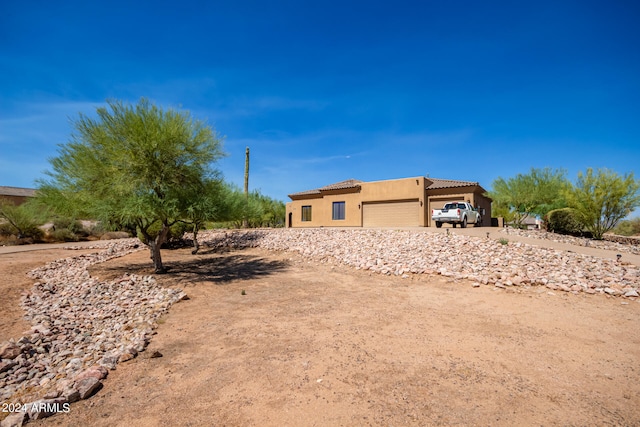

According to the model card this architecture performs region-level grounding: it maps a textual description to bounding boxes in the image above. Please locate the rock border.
[0,239,187,426]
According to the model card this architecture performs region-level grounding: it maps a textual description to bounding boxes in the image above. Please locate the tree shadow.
[89,247,290,286]
[166,253,289,285]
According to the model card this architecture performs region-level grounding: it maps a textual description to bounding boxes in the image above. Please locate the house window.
[332,201,345,220]
[301,206,312,222]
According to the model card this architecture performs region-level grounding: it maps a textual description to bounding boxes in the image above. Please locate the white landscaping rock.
[193,229,640,300]
[0,238,188,414]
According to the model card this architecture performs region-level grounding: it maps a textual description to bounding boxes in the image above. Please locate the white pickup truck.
[431,202,482,228]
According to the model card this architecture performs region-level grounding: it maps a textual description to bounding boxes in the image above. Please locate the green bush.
[53,217,85,234]
[0,222,14,236]
[169,221,190,240]
[47,217,90,241]
[24,226,44,240]
[0,200,46,240]
[544,208,584,236]
[613,218,640,236]
[0,221,44,240]
[137,221,190,246]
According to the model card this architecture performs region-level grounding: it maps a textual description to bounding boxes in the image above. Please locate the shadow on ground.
[89,248,289,286]
[166,253,289,285]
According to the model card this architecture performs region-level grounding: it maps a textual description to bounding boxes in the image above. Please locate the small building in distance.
[0,186,37,206]
[286,176,492,228]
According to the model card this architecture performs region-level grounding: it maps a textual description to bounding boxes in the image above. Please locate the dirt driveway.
[2,236,640,426]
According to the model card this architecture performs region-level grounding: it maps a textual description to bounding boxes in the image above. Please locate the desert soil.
[1,239,639,426]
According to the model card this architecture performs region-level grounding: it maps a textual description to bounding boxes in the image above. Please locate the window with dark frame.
[332,201,346,220]
[301,205,312,221]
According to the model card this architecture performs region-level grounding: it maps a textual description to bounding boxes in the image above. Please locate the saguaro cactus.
[243,147,250,228]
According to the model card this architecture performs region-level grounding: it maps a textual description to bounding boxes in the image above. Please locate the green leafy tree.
[490,202,516,226]
[486,167,568,228]
[38,98,224,272]
[180,179,245,253]
[564,168,640,240]
[227,189,286,228]
[252,192,286,227]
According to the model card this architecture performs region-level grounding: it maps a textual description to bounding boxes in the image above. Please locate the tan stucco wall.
[360,177,426,226]
[360,177,425,201]
[286,191,363,227]
[287,177,427,228]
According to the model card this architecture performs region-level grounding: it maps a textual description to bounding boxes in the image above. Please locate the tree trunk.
[149,224,171,274]
[192,224,200,255]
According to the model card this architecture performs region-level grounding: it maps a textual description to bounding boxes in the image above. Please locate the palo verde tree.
[222,186,286,228]
[486,167,568,228]
[180,179,245,254]
[38,98,224,273]
[246,191,286,227]
[563,168,640,239]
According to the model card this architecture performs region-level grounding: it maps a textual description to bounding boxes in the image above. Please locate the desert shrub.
[50,228,80,242]
[0,200,46,239]
[25,226,44,241]
[545,208,584,236]
[0,221,44,240]
[137,221,190,247]
[0,222,14,236]
[613,218,640,236]
[53,217,85,234]
[47,217,89,242]
[167,222,191,244]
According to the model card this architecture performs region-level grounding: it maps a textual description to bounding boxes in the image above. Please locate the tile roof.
[289,179,363,197]
[318,179,363,191]
[0,186,37,197]
[426,178,480,189]
[288,177,488,199]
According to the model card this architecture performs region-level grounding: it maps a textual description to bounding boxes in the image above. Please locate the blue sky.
[1,1,638,209]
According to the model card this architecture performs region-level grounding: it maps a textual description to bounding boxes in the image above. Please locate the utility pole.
[243,147,249,228]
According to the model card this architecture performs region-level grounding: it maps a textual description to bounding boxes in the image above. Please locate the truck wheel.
[461,217,467,228]
[475,217,482,227]
[435,221,442,228]
[452,223,457,228]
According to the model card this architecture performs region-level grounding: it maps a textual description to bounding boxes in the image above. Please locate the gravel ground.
[2,228,639,425]
[196,228,640,297]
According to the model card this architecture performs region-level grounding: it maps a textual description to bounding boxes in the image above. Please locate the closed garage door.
[362,200,420,227]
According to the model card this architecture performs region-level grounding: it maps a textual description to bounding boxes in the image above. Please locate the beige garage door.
[362,200,420,227]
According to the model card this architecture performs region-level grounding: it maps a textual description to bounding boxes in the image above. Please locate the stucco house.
[0,186,37,206]
[286,176,492,228]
